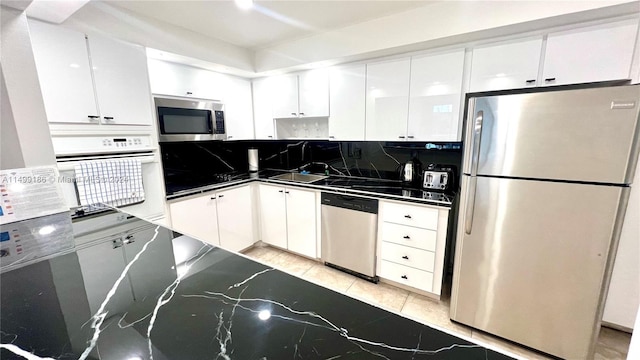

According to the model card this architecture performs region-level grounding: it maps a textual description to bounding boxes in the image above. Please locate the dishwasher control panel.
[321,193,378,214]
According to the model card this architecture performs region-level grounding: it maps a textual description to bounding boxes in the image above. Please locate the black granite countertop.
[0,211,513,360]
[166,170,455,207]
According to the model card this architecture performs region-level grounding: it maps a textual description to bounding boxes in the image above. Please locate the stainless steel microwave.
[154,96,226,142]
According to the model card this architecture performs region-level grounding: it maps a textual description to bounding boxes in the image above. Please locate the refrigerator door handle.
[470,110,484,176]
[464,175,478,235]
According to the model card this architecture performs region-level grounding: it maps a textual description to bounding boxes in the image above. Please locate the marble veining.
[0,212,512,360]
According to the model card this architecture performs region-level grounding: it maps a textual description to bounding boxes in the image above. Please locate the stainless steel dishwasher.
[321,193,379,282]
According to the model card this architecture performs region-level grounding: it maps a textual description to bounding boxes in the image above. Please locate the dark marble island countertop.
[0,211,512,360]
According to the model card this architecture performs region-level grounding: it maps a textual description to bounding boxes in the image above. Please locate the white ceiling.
[104,0,431,49]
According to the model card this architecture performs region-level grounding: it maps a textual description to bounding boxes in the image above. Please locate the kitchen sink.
[269,173,328,183]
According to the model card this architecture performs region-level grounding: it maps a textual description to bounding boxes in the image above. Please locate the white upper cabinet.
[224,76,254,140]
[271,74,300,118]
[271,70,329,119]
[542,19,639,86]
[29,21,99,124]
[365,58,411,141]
[470,38,543,92]
[148,60,225,100]
[252,77,276,140]
[88,34,153,126]
[408,50,465,141]
[29,20,152,126]
[329,64,366,140]
[298,68,329,118]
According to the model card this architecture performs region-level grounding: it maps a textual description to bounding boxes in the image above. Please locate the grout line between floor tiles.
[399,292,411,313]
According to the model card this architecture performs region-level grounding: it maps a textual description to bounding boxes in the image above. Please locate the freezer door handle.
[464,176,478,235]
[470,110,484,177]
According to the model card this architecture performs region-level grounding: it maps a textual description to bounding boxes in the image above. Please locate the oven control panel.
[52,135,154,156]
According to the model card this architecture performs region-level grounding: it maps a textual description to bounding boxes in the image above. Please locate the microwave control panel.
[214,110,225,134]
[52,135,154,156]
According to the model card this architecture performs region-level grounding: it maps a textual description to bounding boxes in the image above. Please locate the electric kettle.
[400,157,422,185]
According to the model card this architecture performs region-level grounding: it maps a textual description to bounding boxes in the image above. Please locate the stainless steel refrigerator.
[450,84,640,359]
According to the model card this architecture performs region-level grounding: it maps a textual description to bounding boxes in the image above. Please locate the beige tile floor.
[242,245,632,360]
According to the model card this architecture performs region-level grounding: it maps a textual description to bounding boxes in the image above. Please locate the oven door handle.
[56,155,155,171]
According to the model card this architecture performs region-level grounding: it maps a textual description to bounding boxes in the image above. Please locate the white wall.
[0,6,56,168]
[0,68,24,170]
[254,0,637,72]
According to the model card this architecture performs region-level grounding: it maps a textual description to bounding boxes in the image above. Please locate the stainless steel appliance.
[321,193,378,281]
[423,168,451,191]
[400,156,422,185]
[155,96,226,142]
[451,84,640,359]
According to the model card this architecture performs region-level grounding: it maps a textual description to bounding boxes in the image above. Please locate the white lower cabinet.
[377,200,449,297]
[169,185,255,252]
[259,184,317,258]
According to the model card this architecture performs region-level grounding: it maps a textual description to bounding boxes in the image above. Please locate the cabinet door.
[542,20,638,86]
[88,34,153,126]
[469,38,542,92]
[271,74,299,118]
[408,50,465,141]
[124,226,177,302]
[258,185,288,248]
[365,58,411,141]
[252,77,275,140]
[329,64,366,140]
[216,186,256,252]
[169,194,220,246]
[76,238,134,315]
[28,20,99,124]
[285,188,317,258]
[298,69,329,117]
[225,76,255,140]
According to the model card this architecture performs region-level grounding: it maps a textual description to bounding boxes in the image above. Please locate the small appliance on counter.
[248,148,259,173]
[400,155,422,186]
[423,164,456,192]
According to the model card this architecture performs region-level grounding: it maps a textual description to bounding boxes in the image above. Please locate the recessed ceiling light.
[235,0,253,10]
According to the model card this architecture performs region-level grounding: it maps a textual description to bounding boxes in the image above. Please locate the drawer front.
[382,202,438,229]
[379,260,433,293]
[381,242,435,272]
[379,222,437,251]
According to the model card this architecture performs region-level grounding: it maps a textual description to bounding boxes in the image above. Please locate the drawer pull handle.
[403,235,410,239]
[404,215,412,219]
[402,255,409,260]
[401,275,408,280]
[210,197,216,200]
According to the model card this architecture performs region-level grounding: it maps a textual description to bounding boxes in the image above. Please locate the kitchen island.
[0,211,514,360]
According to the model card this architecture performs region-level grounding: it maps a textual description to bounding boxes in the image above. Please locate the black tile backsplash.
[160,140,462,195]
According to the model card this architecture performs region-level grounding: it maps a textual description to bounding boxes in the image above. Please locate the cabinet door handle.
[268,135,273,138]
[403,235,410,239]
[402,255,409,260]
[103,116,114,122]
[401,275,408,280]
[525,79,536,84]
[329,136,335,139]
[407,135,415,139]
[285,191,290,194]
[227,136,233,139]
[88,115,100,120]
[291,112,297,116]
[210,196,217,200]
[218,194,224,198]
[544,78,556,82]
[299,112,305,116]
[186,91,193,95]
[404,215,412,219]
[112,239,123,249]
[278,190,284,193]
[124,235,135,244]
[398,135,406,139]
